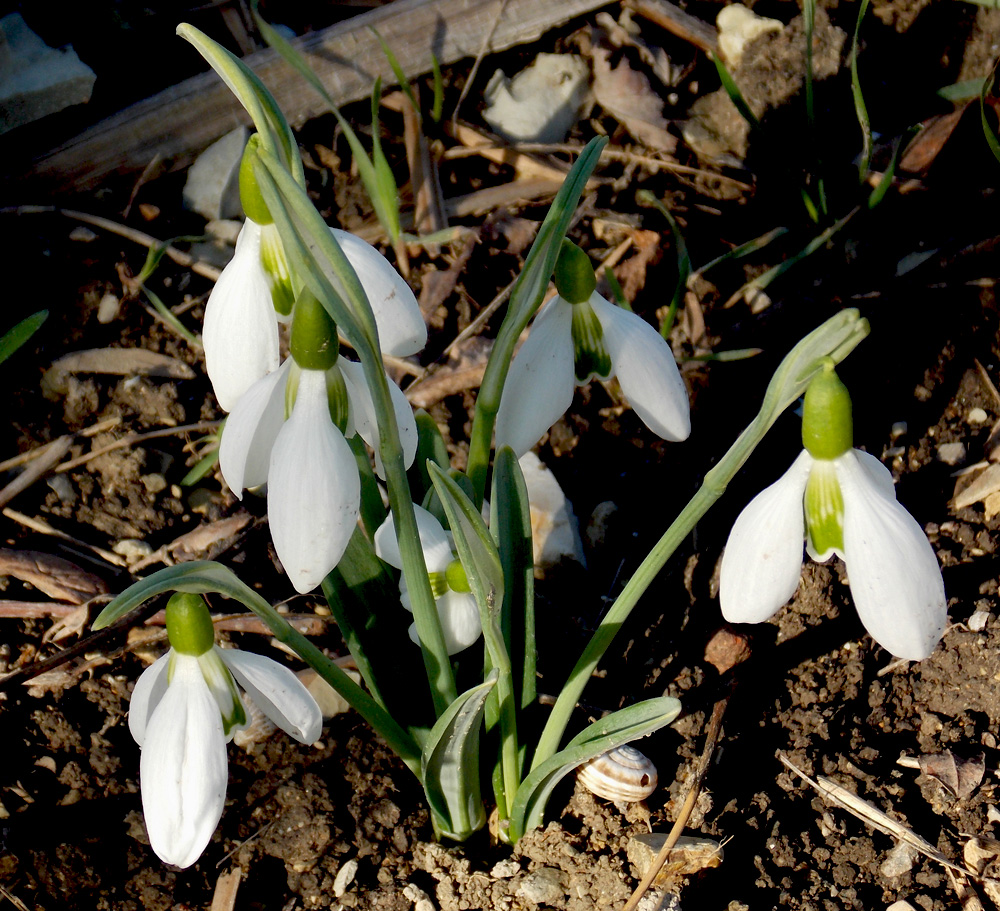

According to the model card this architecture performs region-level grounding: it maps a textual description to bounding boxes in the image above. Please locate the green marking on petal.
[570,298,612,383]
[804,459,844,561]
[259,222,295,316]
[198,648,247,736]
[427,571,449,599]
[165,593,216,656]
[445,558,471,593]
[326,364,350,433]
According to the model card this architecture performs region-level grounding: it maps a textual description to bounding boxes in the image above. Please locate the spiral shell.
[577,745,658,802]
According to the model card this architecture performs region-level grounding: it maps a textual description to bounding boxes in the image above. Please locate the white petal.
[837,451,947,660]
[219,359,290,494]
[128,652,170,747]
[204,221,280,412]
[220,650,322,744]
[719,451,812,623]
[340,358,418,478]
[373,504,454,573]
[495,299,575,457]
[140,654,228,868]
[332,229,427,356]
[406,591,482,655]
[268,369,361,593]
[590,294,691,442]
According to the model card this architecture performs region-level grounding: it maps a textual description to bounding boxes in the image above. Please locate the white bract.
[374,505,483,654]
[495,292,691,457]
[719,448,947,660]
[129,644,321,868]
[203,219,280,412]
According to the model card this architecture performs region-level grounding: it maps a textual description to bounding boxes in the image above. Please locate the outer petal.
[268,369,361,593]
[220,649,322,744]
[374,504,454,573]
[837,451,947,660]
[495,299,575,457]
[204,221,280,412]
[590,294,690,442]
[719,451,812,623]
[140,654,228,868]
[219,359,290,494]
[332,229,427,356]
[128,652,170,747]
[340,358,418,478]
[407,591,482,654]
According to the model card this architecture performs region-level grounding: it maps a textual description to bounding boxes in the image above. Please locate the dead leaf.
[591,36,677,152]
[613,228,661,301]
[899,107,967,175]
[918,751,985,799]
[24,655,111,698]
[42,604,91,644]
[0,548,108,604]
[963,836,1000,876]
[406,338,492,408]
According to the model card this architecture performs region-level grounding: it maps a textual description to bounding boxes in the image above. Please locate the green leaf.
[431,51,444,124]
[692,226,789,279]
[981,56,1000,166]
[710,53,760,130]
[92,561,421,769]
[635,191,690,338]
[408,410,450,502]
[371,28,420,118]
[466,136,607,502]
[849,0,873,180]
[490,447,535,712]
[938,78,985,103]
[511,696,681,841]
[0,311,47,365]
[180,446,220,486]
[350,435,388,540]
[421,672,497,839]
[369,77,402,244]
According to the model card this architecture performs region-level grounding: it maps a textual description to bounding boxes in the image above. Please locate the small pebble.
[890,421,907,440]
[333,858,358,897]
[988,805,1000,824]
[936,442,966,466]
[113,539,153,561]
[515,867,565,905]
[969,407,989,425]
[969,610,991,632]
[885,902,919,911]
[97,292,121,324]
[490,858,521,878]
[69,226,97,242]
[141,473,167,494]
[879,841,917,877]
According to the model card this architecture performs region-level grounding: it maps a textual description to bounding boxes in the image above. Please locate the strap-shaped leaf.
[0,311,47,365]
[421,672,497,840]
[511,695,681,841]
[91,561,421,769]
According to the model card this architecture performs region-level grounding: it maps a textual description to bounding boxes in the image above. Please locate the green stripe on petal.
[198,648,248,737]
[804,459,844,561]
[570,297,612,383]
[259,222,295,316]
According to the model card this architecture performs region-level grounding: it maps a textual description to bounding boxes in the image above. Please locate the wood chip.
[0,548,108,603]
[47,348,197,380]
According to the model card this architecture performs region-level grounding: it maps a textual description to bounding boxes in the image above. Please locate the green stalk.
[530,310,869,769]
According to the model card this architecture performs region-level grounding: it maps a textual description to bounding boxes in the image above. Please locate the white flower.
[374,505,482,654]
[719,448,947,660]
[203,220,280,412]
[495,292,690,457]
[128,645,321,868]
[219,359,418,592]
[331,229,426,356]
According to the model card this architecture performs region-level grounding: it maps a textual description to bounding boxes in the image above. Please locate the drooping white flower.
[495,291,691,457]
[203,220,281,412]
[374,505,482,654]
[331,229,427,356]
[719,365,946,661]
[219,358,417,592]
[128,594,321,868]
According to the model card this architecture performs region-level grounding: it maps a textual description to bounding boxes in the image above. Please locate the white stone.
[716,5,784,68]
[968,407,989,425]
[0,14,96,134]
[483,53,590,143]
[936,441,966,465]
[518,451,586,569]
[183,126,249,221]
[332,858,358,897]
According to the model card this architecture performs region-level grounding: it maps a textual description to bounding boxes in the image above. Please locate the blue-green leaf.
[0,311,47,365]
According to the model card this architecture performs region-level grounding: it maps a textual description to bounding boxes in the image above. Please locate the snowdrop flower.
[219,290,418,593]
[496,241,690,457]
[129,593,321,868]
[374,505,482,654]
[203,218,285,411]
[719,362,946,661]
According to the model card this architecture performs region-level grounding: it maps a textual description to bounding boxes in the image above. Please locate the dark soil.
[2,0,1000,908]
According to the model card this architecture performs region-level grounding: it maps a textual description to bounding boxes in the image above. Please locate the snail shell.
[577,745,658,802]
